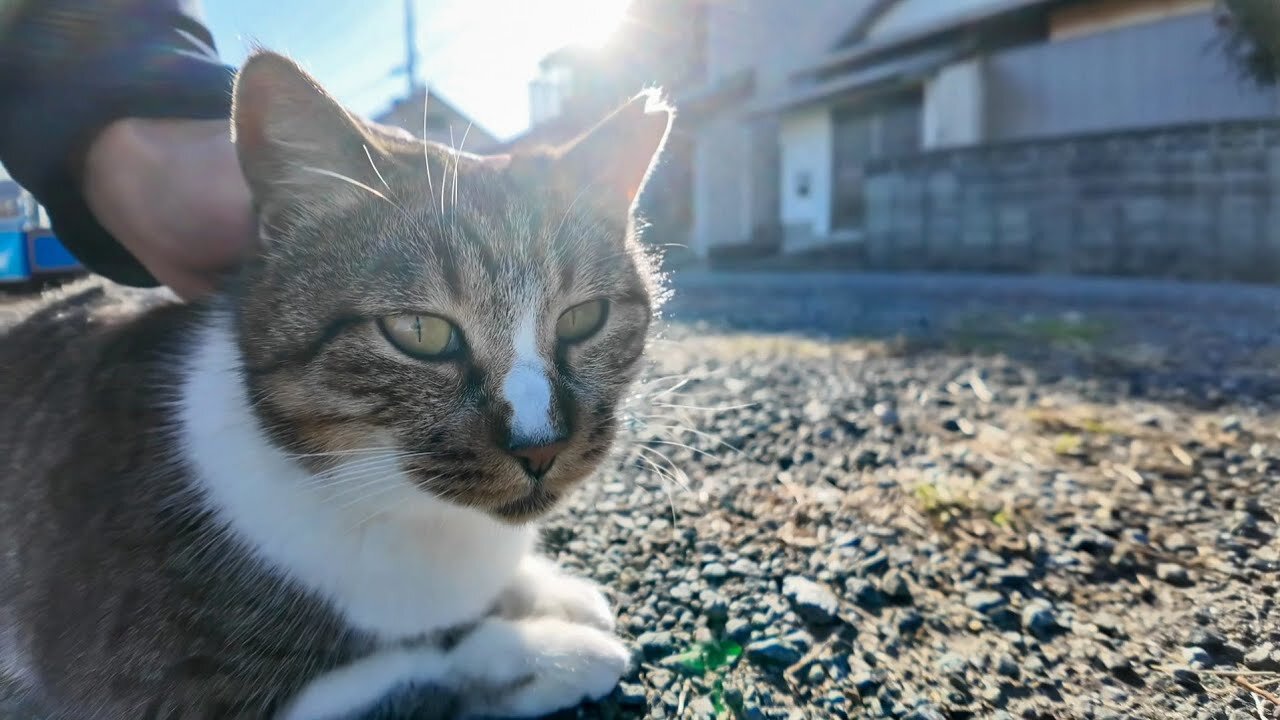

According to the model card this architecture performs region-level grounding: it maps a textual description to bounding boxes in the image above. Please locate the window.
[830,91,922,230]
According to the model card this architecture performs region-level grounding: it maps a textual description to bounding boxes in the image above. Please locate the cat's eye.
[378,314,463,359]
[556,300,608,343]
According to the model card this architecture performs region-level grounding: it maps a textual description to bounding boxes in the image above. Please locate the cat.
[0,50,672,720]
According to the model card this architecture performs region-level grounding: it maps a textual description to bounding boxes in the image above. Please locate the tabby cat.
[0,50,672,719]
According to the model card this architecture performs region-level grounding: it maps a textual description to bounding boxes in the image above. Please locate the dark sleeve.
[0,0,236,287]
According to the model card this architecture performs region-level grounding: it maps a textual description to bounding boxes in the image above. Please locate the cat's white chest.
[178,315,532,639]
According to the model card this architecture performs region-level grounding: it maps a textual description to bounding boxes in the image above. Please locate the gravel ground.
[3,272,1279,719]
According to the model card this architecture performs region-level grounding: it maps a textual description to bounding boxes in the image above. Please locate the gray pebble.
[782,576,840,625]
[965,590,1007,614]
[702,562,729,580]
[1022,600,1061,639]
[617,682,648,707]
[879,569,913,603]
[637,630,675,660]
[746,637,804,667]
[846,578,884,610]
[1156,563,1193,587]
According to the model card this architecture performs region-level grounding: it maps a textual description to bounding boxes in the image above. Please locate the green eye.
[556,300,608,343]
[378,314,462,359]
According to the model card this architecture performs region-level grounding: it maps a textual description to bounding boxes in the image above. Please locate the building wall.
[779,106,834,250]
[985,11,1278,141]
[863,120,1280,283]
[1049,0,1211,40]
[689,0,876,255]
[692,114,752,256]
[923,59,987,149]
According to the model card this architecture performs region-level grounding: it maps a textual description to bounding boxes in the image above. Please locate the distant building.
[373,86,497,151]
[511,0,1280,281]
[760,0,1278,258]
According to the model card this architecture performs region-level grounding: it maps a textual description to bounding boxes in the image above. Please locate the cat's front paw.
[451,617,630,718]
[495,556,617,632]
[533,573,616,632]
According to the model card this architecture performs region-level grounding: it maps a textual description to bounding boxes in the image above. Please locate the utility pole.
[402,0,421,96]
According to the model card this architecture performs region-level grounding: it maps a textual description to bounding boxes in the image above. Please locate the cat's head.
[226,51,671,523]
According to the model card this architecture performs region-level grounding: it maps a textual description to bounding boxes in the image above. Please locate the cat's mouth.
[490,484,560,523]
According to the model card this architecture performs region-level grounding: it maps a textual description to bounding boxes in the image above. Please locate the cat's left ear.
[232,51,387,225]
[546,89,674,219]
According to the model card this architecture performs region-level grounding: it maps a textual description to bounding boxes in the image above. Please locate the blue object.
[27,230,80,273]
[0,229,31,282]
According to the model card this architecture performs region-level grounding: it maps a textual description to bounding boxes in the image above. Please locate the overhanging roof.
[747,45,961,116]
[792,0,1053,81]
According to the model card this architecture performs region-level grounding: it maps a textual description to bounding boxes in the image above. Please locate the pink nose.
[507,440,567,479]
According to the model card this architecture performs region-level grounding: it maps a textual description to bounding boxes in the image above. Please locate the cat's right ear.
[231,51,386,226]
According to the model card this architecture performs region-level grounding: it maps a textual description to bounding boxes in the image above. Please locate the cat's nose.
[506,435,569,480]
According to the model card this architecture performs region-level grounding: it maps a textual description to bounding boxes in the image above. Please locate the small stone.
[670,583,694,600]
[898,611,925,636]
[1156,563,1193,587]
[728,558,758,576]
[782,576,841,625]
[997,654,1020,678]
[1172,668,1203,691]
[1221,415,1244,433]
[1021,600,1061,639]
[806,663,826,683]
[965,590,1007,615]
[617,683,648,707]
[725,617,754,642]
[1181,646,1213,669]
[637,631,675,660]
[1100,651,1130,672]
[702,562,729,580]
[903,706,946,720]
[1244,643,1280,671]
[852,671,882,696]
[942,417,975,435]
[746,637,804,667]
[873,402,899,426]
[854,449,879,470]
[859,552,890,576]
[880,569,913,603]
[846,578,884,610]
[722,687,744,709]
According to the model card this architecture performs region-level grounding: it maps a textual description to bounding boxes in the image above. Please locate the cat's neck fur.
[178,308,534,640]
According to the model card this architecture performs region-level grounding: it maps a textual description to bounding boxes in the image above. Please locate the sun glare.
[545,0,631,49]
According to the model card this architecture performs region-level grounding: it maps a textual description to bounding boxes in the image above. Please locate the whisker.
[422,87,434,197]
[297,166,393,206]
[650,401,758,414]
[636,455,682,538]
[284,446,403,460]
[453,122,471,212]
[641,423,746,457]
[363,144,392,191]
[635,445,691,494]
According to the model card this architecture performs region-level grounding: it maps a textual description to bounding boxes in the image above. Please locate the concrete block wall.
[864,120,1280,283]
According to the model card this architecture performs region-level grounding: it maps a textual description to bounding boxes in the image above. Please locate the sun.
[542,0,632,49]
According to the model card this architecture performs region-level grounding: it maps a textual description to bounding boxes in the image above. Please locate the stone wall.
[863,120,1280,283]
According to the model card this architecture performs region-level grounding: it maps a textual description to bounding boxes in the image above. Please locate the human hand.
[83,118,255,300]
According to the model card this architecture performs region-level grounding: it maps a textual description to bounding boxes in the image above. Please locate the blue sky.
[204,0,631,141]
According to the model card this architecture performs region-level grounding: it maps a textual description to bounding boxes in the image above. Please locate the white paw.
[535,574,616,632]
[451,617,630,718]
[497,556,618,632]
